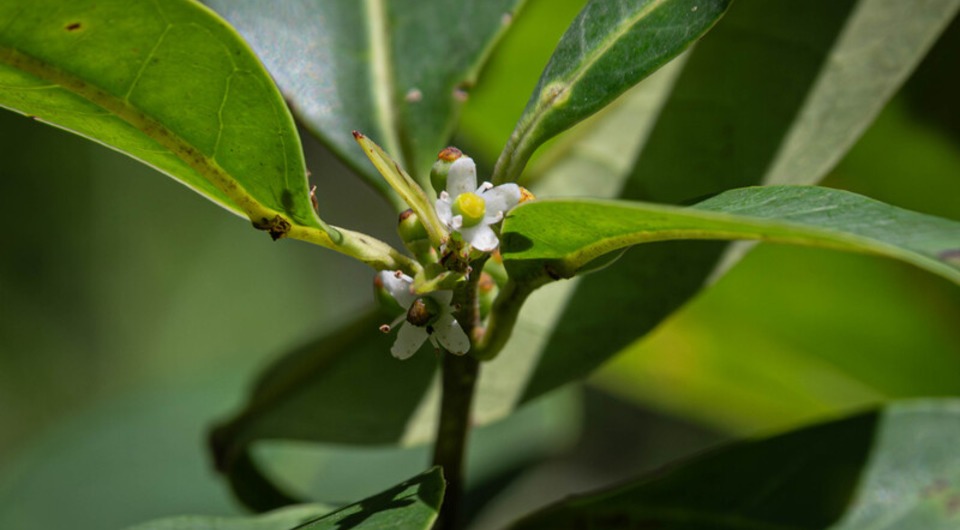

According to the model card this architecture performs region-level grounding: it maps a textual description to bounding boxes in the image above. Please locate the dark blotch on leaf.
[281,189,295,211]
[65,22,82,31]
[252,215,291,241]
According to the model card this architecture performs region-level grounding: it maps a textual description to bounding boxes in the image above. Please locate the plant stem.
[431,352,479,530]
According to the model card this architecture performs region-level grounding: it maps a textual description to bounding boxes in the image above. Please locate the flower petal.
[434,313,470,355]
[379,271,416,308]
[481,183,521,222]
[392,323,427,359]
[461,224,499,252]
[447,157,478,197]
[436,197,453,226]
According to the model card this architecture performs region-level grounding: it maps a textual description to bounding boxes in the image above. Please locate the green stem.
[431,353,480,530]
[473,279,534,361]
[431,257,488,529]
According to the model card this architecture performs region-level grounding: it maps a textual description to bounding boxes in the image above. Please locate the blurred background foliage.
[1,1,958,528]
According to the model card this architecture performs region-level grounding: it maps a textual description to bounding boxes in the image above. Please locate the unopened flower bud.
[398,209,437,264]
[519,186,536,203]
[478,272,498,319]
[398,209,429,243]
[430,146,463,195]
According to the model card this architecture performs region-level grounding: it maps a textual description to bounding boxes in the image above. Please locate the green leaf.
[204,0,526,204]
[502,186,960,285]
[595,245,960,434]
[510,399,960,529]
[129,468,443,530]
[295,467,444,530]
[0,0,422,269]
[0,0,319,233]
[209,311,438,510]
[125,505,330,530]
[512,0,960,404]
[492,0,731,184]
[499,186,960,393]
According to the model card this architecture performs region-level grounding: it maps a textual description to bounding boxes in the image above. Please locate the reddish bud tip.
[437,146,463,162]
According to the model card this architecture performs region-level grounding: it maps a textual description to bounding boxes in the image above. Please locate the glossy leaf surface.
[0,0,320,231]
[125,505,330,530]
[296,467,444,530]
[205,0,525,203]
[511,400,960,529]
[492,0,731,184]
[502,186,960,285]
[516,0,960,403]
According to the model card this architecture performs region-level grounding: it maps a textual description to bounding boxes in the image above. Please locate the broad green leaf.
[513,0,960,404]
[205,0,526,204]
[510,399,960,529]
[595,245,960,435]
[295,467,444,530]
[500,186,960,394]
[125,505,330,530]
[492,0,731,184]
[0,0,320,234]
[593,99,960,434]
[209,311,438,510]
[502,186,960,285]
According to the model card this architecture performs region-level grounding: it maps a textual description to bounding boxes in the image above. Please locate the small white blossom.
[377,271,470,359]
[435,156,521,252]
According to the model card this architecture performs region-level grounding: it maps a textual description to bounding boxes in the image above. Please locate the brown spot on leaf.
[65,22,82,31]
[252,215,291,241]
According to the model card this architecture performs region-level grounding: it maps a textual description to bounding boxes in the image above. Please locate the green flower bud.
[398,209,437,264]
[398,209,429,242]
[430,146,463,194]
[477,272,498,319]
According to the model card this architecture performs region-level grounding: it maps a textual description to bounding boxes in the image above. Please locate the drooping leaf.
[492,0,731,184]
[510,0,960,405]
[125,505,330,530]
[0,0,319,233]
[502,186,960,285]
[295,467,444,530]
[510,399,960,530]
[205,0,526,204]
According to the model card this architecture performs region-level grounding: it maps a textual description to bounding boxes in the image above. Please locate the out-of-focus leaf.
[502,186,960,285]
[457,0,588,164]
[592,95,960,434]
[205,0,525,204]
[492,0,730,184]
[514,0,960,404]
[511,399,960,530]
[296,467,444,530]
[209,311,438,510]
[594,245,960,434]
[249,387,580,512]
[125,505,330,530]
[0,0,321,234]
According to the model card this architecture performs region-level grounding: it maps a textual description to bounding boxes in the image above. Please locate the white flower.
[435,156,521,252]
[377,271,470,359]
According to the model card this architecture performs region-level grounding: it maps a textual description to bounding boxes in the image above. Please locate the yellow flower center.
[453,192,485,227]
